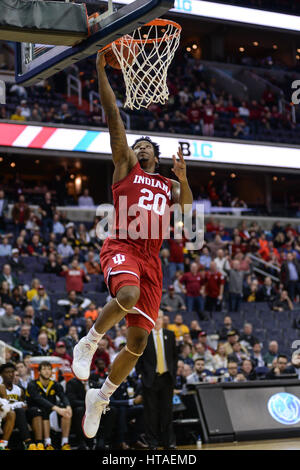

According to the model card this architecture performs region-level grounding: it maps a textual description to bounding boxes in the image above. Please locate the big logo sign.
[267,393,300,425]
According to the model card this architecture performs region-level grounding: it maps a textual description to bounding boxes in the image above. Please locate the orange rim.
[99,18,181,55]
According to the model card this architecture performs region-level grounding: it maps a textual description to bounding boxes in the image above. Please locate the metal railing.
[248,253,281,282]
[67,74,82,107]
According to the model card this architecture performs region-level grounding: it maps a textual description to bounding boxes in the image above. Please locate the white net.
[110,19,181,110]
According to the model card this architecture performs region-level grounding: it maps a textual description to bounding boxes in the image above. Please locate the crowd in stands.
[0,182,300,448]
[2,54,300,147]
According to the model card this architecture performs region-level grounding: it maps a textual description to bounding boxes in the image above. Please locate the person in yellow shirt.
[26,278,40,302]
[167,314,189,342]
[10,107,26,122]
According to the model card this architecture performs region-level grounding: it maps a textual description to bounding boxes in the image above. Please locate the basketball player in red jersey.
[72,52,193,440]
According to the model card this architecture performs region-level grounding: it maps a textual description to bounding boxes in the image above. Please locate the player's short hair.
[38,361,52,372]
[0,362,16,374]
[132,136,160,169]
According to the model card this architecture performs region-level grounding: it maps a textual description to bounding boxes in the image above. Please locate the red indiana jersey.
[111,161,173,256]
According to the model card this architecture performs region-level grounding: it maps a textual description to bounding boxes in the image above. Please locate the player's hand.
[171,147,187,183]
[96,52,107,70]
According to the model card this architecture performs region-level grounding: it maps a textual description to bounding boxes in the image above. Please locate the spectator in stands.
[178,343,194,367]
[189,320,202,341]
[91,337,111,371]
[0,362,35,449]
[0,304,21,332]
[197,331,216,355]
[10,286,27,313]
[250,341,265,368]
[78,189,95,207]
[0,264,18,291]
[61,258,90,293]
[12,195,30,236]
[54,103,72,124]
[57,314,73,339]
[57,289,91,314]
[266,355,295,379]
[259,276,277,302]
[9,249,25,274]
[239,323,259,348]
[230,112,249,138]
[31,285,51,318]
[264,340,279,368]
[84,250,101,274]
[222,361,240,382]
[27,234,46,257]
[227,259,244,312]
[217,316,238,341]
[38,191,55,236]
[15,360,32,390]
[202,98,216,137]
[84,302,99,322]
[52,213,65,235]
[10,106,26,122]
[244,279,261,302]
[192,342,214,371]
[167,237,185,282]
[186,358,213,384]
[281,252,300,301]
[160,285,186,315]
[35,331,55,356]
[0,236,12,257]
[52,341,73,368]
[26,361,72,450]
[60,326,79,358]
[179,262,206,321]
[57,236,74,260]
[223,330,239,356]
[227,341,249,365]
[43,252,63,275]
[13,324,38,356]
[240,359,257,381]
[19,100,31,119]
[272,290,294,312]
[167,313,190,342]
[0,190,9,231]
[204,261,225,315]
[212,343,228,371]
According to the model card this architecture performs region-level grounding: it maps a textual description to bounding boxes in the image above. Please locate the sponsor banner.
[0,122,300,169]
[102,0,300,32]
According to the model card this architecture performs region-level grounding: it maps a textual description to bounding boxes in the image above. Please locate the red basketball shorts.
[100,239,163,333]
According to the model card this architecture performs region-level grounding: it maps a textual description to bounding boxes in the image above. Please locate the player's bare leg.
[83,326,148,438]
[72,285,140,381]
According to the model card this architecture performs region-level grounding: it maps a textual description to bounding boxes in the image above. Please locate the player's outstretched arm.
[96,53,137,180]
[171,146,193,212]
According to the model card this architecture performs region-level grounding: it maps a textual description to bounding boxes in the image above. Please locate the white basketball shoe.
[82,389,110,438]
[72,337,98,381]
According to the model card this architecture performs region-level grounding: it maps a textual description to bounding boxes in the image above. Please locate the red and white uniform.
[100,161,173,333]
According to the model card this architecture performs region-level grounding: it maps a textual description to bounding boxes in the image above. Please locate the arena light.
[102,0,300,32]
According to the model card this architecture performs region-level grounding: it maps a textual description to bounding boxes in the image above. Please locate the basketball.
[105,37,139,70]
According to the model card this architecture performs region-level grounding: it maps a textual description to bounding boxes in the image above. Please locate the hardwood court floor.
[178,438,300,450]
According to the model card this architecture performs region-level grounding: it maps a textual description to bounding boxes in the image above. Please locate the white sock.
[61,437,68,446]
[2,440,8,447]
[98,377,118,401]
[86,326,104,344]
[44,438,51,446]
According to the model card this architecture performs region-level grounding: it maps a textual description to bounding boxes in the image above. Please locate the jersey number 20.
[138,189,167,215]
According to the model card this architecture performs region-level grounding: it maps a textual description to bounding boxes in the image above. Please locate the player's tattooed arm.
[171,147,193,212]
[96,53,137,174]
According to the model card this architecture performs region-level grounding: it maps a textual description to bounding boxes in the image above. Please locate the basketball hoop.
[100,19,182,110]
